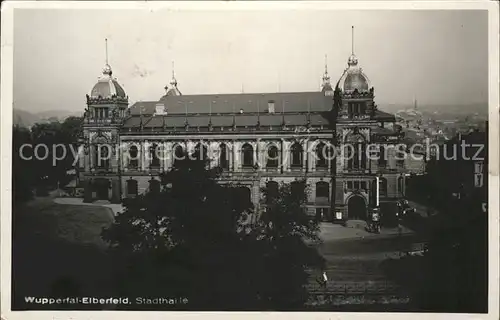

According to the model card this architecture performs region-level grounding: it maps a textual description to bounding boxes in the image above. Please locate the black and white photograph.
[1,2,498,319]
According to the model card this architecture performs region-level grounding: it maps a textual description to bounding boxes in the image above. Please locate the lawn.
[11,197,116,310]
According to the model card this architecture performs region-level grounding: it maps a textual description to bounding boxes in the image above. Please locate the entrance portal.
[94,179,109,200]
[347,195,367,220]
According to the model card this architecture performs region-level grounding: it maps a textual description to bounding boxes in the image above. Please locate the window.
[354,181,360,189]
[379,178,388,197]
[268,101,275,113]
[361,181,367,189]
[316,142,328,168]
[347,181,353,189]
[396,146,406,168]
[316,181,329,198]
[194,143,208,161]
[266,181,279,203]
[96,145,110,169]
[220,143,229,170]
[347,143,366,170]
[149,179,161,194]
[150,143,160,168]
[242,143,254,168]
[267,145,279,168]
[127,179,138,196]
[174,145,184,164]
[104,108,109,118]
[290,142,303,168]
[378,145,387,168]
[129,145,138,169]
[398,176,405,196]
[348,102,367,118]
[291,181,305,200]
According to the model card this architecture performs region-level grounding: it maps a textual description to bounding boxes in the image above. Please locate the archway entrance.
[94,178,109,200]
[348,195,367,220]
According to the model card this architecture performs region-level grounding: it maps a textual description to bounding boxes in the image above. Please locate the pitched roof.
[128,91,329,115]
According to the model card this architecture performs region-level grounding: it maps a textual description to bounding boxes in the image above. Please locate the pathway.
[53,197,123,217]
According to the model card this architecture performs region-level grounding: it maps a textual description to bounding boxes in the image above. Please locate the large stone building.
[78,47,418,222]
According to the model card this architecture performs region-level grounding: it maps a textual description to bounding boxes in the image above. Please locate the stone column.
[255,139,260,169]
[122,142,128,172]
[302,139,308,172]
[233,141,239,171]
[84,145,90,172]
[228,142,234,171]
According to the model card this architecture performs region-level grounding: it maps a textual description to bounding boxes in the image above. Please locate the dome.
[343,72,369,91]
[90,65,126,99]
[336,54,372,93]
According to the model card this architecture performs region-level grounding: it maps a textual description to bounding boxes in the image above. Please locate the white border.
[1,1,498,320]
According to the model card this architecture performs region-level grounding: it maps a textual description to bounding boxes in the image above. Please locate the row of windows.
[92,143,405,171]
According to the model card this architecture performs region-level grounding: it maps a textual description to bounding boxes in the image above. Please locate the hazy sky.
[13,8,488,113]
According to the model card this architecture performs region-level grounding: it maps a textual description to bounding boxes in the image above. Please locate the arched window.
[316,142,327,168]
[379,177,388,197]
[267,145,279,168]
[96,145,110,169]
[398,176,405,196]
[347,143,366,170]
[173,145,184,164]
[242,143,254,168]
[194,143,208,161]
[266,181,279,203]
[149,179,161,194]
[129,145,138,169]
[316,181,330,198]
[219,143,229,170]
[378,145,387,168]
[290,142,303,168]
[291,181,305,200]
[127,179,138,196]
[150,143,160,168]
[345,133,366,170]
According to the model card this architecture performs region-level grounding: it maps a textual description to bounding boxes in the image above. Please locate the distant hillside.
[380,103,488,115]
[13,109,82,128]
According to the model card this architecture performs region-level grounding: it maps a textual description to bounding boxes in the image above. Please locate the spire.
[102,38,113,76]
[351,26,354,55]
[322,54,331,87]
[170,61,177,87]
[347,26,358,67]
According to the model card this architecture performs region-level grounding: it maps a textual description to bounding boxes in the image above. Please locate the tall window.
[378,145,387,168]
[316,142,330,168]
[266,181,279,203]
[174,145,184,164]
[267,145,279,168]
[242,143,254,168]
[150,143,160,168]
[194,143,208,161]
[316,181,329,198]
[347,143,366,170]
[396,145,406,168]
[291,181,305,200]
[290,142,303,168]
[96,145,110,169]
[127,179,138,196]
[129,145,138,169]
[219,143,229,170]
[398,176,405,196]
[379,177,388,197]
[348,102,367,118]
[149,179,161,194]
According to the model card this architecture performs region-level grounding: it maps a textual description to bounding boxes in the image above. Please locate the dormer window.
[268,101,275,113]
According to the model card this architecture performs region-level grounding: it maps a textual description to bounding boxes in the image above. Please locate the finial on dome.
[102,38,113,76]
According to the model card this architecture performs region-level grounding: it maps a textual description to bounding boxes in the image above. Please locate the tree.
[12,126,35,203]
[102,154,324,310]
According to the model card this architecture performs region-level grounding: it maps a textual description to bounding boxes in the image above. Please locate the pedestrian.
[321,271,328,289]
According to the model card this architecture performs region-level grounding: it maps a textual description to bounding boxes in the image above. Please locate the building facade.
[78,50,419,222]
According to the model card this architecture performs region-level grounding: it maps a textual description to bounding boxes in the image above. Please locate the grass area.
[12,197,116,310]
